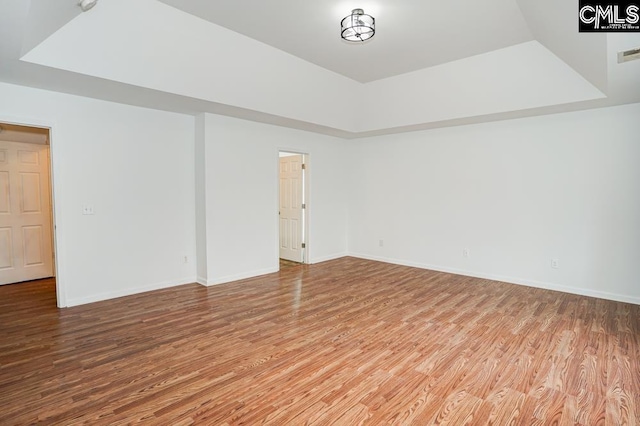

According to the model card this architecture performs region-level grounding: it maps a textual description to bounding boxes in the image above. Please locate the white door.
[0,141,54,285]
[279,154,303,262]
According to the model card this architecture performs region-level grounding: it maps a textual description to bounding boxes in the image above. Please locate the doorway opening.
[0,122,56,302]
[278,151,308,268]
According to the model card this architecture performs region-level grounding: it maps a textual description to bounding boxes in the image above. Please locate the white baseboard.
[65,276,197,307]
[310,252,349,264]
[62,255,640,307]
[201,266,279,286]
[348,252,640,306]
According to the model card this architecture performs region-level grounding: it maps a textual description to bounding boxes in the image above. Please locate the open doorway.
[0,122,56,296]
[278,151,308,268]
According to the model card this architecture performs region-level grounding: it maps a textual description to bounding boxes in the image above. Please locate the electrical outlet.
[463,248,470,258]
[378,239,384,247]
[551,258,559,269]
[184,256,189,264]
[82,204,94,215]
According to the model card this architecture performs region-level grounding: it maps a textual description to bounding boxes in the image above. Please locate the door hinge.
[301,243,306,248]
[302,203,306,209]
[301,163,306,170]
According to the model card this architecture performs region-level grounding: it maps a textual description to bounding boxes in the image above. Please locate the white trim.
[0,114,66,307]
[276,148,310,266]
[349,252,640,306]
[303,153,310,264]
[202,266,279,286]
[196,275,208,285]
[311,252,349,264]
[65,277,197,307]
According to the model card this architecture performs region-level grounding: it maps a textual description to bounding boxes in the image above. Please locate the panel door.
[279,155,303,262]
[0,141,54,285]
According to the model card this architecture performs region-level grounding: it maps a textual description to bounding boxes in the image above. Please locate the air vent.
[618,47,640,63]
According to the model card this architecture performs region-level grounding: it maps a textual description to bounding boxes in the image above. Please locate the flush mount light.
[78,0,98,12]
[341,9,375,42]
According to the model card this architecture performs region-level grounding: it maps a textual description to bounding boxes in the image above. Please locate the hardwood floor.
[280,258,303,270]
[1,257,639,425]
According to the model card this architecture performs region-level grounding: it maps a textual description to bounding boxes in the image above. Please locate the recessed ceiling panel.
[159,0,534,82]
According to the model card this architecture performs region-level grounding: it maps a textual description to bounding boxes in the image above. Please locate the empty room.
[1,0,639,424]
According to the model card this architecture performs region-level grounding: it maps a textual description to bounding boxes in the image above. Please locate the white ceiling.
[0,0,639,138]
[158,0,534,83]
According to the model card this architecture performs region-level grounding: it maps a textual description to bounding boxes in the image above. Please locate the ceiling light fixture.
[78,0,98,12]
[341,9,375,42]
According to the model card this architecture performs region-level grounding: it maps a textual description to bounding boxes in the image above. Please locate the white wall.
[1,79,637,307]
[200,114,349,285]
[349,103,640,304]
[194,114,208,283]
[0,82,196,306]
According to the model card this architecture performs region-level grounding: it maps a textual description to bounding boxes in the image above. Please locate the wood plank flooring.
[279,258,303,270]
[1,257,639,425]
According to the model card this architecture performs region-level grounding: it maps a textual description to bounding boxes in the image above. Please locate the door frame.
[0,115,64,307]
[277,149,309,266]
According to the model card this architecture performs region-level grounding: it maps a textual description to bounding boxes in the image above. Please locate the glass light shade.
[341,9,375,42]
